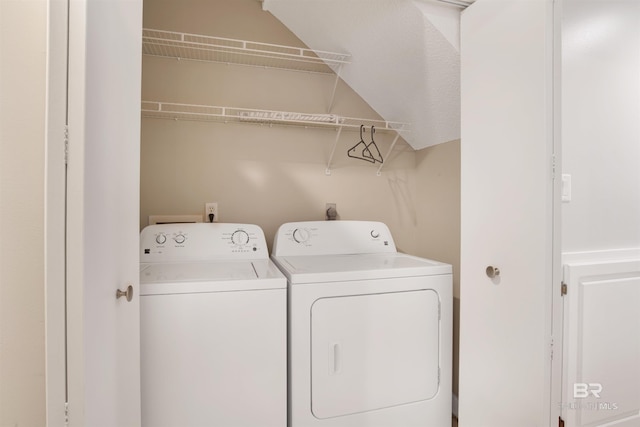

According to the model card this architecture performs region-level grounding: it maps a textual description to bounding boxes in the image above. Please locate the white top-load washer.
[271,221,452,427]
[140,223,286,427]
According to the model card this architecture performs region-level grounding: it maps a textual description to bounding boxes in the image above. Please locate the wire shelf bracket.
[376,129,404,176]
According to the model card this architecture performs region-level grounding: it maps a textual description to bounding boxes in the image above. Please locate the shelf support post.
[327,63,343,113]
[325,126,343,175]
[376,127,403,176]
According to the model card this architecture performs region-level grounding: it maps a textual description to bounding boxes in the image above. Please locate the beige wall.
[414,141,461,396]
[141,0,420,251]
[0,0,47,426]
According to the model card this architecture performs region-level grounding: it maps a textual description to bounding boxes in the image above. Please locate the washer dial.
[231,229,250,246]
[174,234,186,244]
[155,233,167,245]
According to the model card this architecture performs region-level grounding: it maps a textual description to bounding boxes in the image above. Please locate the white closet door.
[66,0,143,425]
[459,0,556,426]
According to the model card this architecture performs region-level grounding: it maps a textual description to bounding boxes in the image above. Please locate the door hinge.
[551,154,557,179]
[550,337,554,361]
[64,125,69,165]
[561,281,568,296]
[65,401,69,426]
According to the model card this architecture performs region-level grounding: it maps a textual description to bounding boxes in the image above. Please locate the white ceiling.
[262,0,464,150]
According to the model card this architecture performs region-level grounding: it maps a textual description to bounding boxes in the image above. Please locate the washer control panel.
[272,221,397,256]
[141,223,268,262]
[152,230,188,247]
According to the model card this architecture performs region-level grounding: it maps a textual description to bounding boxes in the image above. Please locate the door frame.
[550,0,564,424]
[64,0,89,422]
[45,0,69,424]
[44,0,86,422]
[44,0,89,422]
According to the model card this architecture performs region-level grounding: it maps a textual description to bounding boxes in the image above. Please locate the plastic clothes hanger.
[365,126,383,164]
[348,125,375,163]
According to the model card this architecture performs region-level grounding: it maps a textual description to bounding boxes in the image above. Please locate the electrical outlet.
[326,203,337,220]
[205,203,218,222]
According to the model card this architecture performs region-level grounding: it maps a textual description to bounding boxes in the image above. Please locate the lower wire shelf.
[141,101,409,133]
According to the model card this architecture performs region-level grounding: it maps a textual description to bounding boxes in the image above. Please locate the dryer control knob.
[174,234,186,244]
[292,228,310,244]
[371,230,380,238]
[155,233,167,245]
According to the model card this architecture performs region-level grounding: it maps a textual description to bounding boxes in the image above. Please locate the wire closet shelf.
[141,101,409,133]
[142,28,351,73]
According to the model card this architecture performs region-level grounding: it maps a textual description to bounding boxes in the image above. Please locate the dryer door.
[311,289,440,419]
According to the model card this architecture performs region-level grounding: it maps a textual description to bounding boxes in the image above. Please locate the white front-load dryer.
[271,221,452,427]
[140,223,286,427]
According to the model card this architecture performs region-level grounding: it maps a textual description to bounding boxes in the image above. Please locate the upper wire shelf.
[141,101,409,133]
[142,28,351,74]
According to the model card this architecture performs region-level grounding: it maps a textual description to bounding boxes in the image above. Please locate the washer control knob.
[231,230,250,246]
[371,230,380,238]
[292,228,310,243]
[174,234,186,244]
[155,233,167,245]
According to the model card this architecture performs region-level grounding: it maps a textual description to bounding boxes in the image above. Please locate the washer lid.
[272,253,451,284]
[140,259,286,295]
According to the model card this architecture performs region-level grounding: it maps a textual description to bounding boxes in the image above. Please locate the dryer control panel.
[272,221,397,256]
[141,223,268,262]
